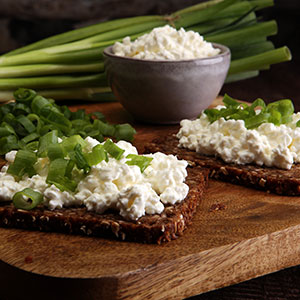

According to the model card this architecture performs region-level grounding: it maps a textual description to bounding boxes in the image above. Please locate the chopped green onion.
[61,135,86,153]
[103,139,125,160]
[7,149,37,178]
[93,119,115,137]
[23,141,39,152]
[38,130,59,157]
[223,93,239,107]
[40,106,72,134]
[0,88,135,156]
[114,124,136,142]
[20,132,40,144]
[0,135,19,155]
[13,103,31,115]
[65,160,75,179]
[13,188,43,210]
[13,88,37,104]
[92,112,106,122]
[47,143,65,161]
[0,122,16,137]
[84,144,107,166]
[46,158,77,192]
[31,95,52,115]
[204,94,296,129]
[126,154,153,172]
[16,115,36,133]
[3,113,19,132]
[244,112,271,129]
[73,144,90,174]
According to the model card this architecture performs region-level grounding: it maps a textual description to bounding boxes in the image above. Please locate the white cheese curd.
[0,137,189,220]
[177,111,300,170]
[112,25,220,60]
[44,185,78,210]
[0,170,22,201]
[0,166,49,202]
[143,152,189,204]
[84,136,100,152]
[5,150,18,163]
[117,183,164,220]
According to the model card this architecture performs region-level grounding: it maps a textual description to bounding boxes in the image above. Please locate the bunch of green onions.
[0,0,292,102]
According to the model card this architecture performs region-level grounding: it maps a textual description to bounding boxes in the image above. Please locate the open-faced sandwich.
[0,137,208,244]
[145,94,300,196]
[0,89,208,244]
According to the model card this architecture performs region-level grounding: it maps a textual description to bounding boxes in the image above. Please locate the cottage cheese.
[112,25,220,60]
[177,109,300,170]
[0,137,189,220]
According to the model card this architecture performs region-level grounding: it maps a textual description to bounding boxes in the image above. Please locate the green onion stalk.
[0,0,292,102]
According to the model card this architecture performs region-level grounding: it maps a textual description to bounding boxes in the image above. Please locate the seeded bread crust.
[144,134,300,196]
[0,167,208,244]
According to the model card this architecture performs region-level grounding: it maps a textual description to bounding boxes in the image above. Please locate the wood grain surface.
[1,99,300,300]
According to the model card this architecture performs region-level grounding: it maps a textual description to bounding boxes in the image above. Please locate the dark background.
[0,0,300,299]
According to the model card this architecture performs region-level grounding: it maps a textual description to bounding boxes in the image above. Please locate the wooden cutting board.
[1,99,300,300]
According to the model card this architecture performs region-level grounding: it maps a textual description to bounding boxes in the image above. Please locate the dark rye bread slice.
[0,167,208,244]
[144,133,300,196]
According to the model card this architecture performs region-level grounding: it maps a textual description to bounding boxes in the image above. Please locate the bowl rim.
[103,42,230,64]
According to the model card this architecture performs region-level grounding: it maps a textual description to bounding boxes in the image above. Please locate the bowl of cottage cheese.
[103,25,230,124]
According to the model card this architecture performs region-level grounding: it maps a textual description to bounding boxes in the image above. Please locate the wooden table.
[2,99,300,299]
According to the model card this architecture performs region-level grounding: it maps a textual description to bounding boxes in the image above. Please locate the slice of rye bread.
[144,133,300,196]
[0,167,208,244]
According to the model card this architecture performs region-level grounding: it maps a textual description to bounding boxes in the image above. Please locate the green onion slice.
[0,122,16,137]
[16,115,36,133]
[103,139,125,160]
[73,144,90,173]
[13,88,37,104]
[31,95,52,115]
[40,106,72,134]
[126,154,153,173]
[61,134,86,152]
[23,141,39,152]
[21,132,40,144]
[0,135,19,155]
[13,188,43,210]
[38,130,59,157]
[114,124,136,142]
[47,143,65,161]
[92,111,106,122]
[46,158,77,192]
[93,119,115,136]
[7,149,37,178]
[84,144,107,166]
[13,103,31,115]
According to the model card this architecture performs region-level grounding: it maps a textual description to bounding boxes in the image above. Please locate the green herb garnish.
[204,94,296,129]
[8,136,155,210]
[0,88,136,155]
[103,139,125,160]
[126,154,153,173]
[13,188,43,210]
[7,149,37,178]
[84,144,107,166]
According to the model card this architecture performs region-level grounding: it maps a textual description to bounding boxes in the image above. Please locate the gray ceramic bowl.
[103,43,230,124]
